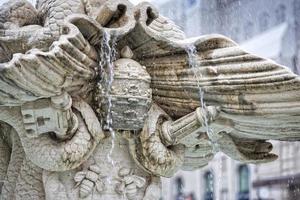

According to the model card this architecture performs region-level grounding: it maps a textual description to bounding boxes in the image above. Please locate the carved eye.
[62,26,70,34]
[26,129,36,136]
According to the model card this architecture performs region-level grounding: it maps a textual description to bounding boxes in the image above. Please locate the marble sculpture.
[0,0,300,199]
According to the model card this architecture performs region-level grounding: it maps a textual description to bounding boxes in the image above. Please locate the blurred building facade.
[162,142,300,200]
[153,0,300,199]
[155,0,300,73]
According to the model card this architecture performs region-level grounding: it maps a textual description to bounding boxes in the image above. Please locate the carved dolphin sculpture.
[0,0,130,172]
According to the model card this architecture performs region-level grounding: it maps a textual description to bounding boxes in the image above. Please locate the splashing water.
[98,30,117,172]
[185,45,219,153]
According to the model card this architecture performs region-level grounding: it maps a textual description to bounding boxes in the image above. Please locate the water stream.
[185,45,219,152]
[186,45,221,200]
[98,30,118,181]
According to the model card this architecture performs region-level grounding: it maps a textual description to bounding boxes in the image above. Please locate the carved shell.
[125,17,300,141]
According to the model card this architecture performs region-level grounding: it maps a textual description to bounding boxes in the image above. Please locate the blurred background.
[1,0,300,199]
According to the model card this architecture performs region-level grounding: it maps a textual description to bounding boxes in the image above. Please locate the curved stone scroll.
[69,0,136,45]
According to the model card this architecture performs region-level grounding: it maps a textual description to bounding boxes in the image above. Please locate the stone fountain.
[0,0,300,199]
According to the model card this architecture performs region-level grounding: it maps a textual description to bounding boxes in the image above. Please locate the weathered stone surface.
[0,0,299,199]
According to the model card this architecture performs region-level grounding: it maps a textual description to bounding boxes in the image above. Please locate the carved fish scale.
[37,0,85,36]
[0,0,95,59]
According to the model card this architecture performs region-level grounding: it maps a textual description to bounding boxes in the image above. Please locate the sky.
[129,0,152,4]
[0,0,155,6]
